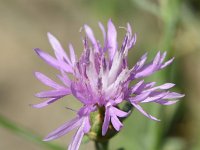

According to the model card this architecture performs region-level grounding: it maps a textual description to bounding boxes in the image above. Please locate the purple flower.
[34,19,184,150]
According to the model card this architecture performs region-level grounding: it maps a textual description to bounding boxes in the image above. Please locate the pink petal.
[98,22,106,45]
[44,117,81,141]
[56,73,71,87]
[155,99,179,105]
[134,52,161,78]
[111,114,123,131]
[69,44,76,65]
[47,32,71,64]
[112,106,130,118]
[144,83,175,92]
[127,23,132,36]
[68,123,85,150]
[159,51,167,65]
[35,89,70,98]
[131,103,160,121]
[130,92,151,102]
[83,117,91,133]
[34,48,59,69]
[142,92,169,103]
[131,80,144,94]
[163,92,185,99]
[31,97,61,108]
[129,33,137,48]
[84,25,97,49]
[102,109,110,136]
[136,53,148,70]
[108,51,122,84]
[161,57,174,69]
[107,19,117,60]
[143,82,156,89]
[35,72,63,89]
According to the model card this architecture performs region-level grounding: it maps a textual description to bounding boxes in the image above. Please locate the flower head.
[34,19,184,150]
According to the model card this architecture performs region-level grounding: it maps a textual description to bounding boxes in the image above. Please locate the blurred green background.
[0,0,199,150]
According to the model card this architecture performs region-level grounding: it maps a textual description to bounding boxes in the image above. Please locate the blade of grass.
[132,0,161,18]
[0,114,65,150]
[131,0,183,150]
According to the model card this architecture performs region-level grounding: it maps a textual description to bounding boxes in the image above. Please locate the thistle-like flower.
[33,19,184,150]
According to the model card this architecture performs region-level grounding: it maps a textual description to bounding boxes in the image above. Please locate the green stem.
[95,140,109,150]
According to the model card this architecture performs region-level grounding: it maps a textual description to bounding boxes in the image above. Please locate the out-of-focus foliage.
[0,115,65,150]
[0,0,199,150]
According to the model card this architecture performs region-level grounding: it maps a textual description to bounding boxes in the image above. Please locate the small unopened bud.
[87,106,118,142]
[87,102,133,142]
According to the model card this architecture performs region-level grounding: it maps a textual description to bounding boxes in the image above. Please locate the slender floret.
[34,19,184,150]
